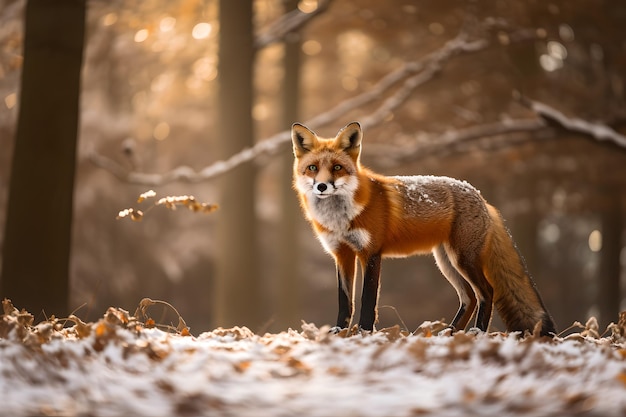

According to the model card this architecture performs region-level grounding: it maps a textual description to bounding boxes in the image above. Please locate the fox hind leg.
[433,246,476,331]
[452,250,494,331]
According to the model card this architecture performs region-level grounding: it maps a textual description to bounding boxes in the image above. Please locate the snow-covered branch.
[96,26,607,186]
[521,96,626,148]
[366,117,547,166]
[367,96,626,166]
[89,31,493,185]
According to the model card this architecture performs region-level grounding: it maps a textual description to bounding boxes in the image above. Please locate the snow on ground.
[1,302,626,417]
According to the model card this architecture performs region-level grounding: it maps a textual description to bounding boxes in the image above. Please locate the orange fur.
[291,122,556,336]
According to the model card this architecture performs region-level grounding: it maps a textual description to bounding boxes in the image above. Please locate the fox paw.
[466,327,485,335]
[329,325,364,336]
[357,325,374,335]
[438,327,454,337]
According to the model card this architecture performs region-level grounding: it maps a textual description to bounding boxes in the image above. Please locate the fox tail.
[484,205,556,336]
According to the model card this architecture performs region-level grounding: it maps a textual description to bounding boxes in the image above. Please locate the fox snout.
[313,181,333,197]
[315,182,329,193]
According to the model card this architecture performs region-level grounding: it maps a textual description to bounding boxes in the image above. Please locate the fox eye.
[307,165,317,172]
[333,164,342,171]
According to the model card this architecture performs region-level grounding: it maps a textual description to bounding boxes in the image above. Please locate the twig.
[556,321,585,338]
[379,305,409,333]
[135,297,189,334]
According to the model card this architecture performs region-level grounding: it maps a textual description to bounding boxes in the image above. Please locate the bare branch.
[90,31,493,186]
[365,118,548,166]
[254,0,334,50]
[521,97,626,148]
[95,39,626,187]
[310,32,489,131]
[369,96,626,167]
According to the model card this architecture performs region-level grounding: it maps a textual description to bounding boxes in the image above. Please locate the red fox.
[291,121,556,336]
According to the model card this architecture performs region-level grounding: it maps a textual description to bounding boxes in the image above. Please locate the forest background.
[0,0,625,335]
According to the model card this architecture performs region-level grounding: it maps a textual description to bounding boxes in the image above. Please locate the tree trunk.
[1,0,85,319]
[597,193,623,328]
[213,0,261,328]
[276,0,302,330]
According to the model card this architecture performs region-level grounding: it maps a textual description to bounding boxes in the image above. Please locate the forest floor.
[1,299,625,417]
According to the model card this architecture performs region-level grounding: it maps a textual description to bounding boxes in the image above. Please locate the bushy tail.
[484,205,556,336]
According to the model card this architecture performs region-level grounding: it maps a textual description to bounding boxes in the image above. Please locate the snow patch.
[1,320,626,416]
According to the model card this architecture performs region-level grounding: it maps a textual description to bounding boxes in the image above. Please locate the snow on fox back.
[391,175,480,214]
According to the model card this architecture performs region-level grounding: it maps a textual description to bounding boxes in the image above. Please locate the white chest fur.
[306,195,370,253]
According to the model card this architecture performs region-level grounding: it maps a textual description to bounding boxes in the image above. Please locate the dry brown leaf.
[407,339,428,361]
[379,325,408,341]
[75,321,92,339]
[300,321,321,340]
[609,311,626,342]
[233,361,252,373]
[581,317,600,339]
[176,317,188,333]
[327,366,347,376]
[273,345,291,355]
[94,322,108,337]
[104,307,128,326]
[413,320,448,337]
[210,326,255,340]
[2,298,18,316]
[156,379,176,394]
[285,357,312,375]
[146,342,170,361]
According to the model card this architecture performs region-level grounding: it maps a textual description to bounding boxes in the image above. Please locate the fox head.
[291,122,363,200]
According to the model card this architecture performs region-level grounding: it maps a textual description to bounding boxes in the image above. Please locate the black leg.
[450,304,468,330]
[359,253,382,331]
[334,246,356,329]
[449,280,477,331]
[475,298,493,331]
[457,254,493,332]
[433,246,477,332]
[336,268,353,329]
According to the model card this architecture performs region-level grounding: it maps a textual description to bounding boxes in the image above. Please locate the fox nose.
[316,183,328,193]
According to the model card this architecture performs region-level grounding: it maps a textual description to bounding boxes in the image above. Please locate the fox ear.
[335,121,362,159]
[291,123,317,157]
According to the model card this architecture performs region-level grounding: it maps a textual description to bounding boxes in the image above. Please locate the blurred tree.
[277,0,303,329]
[1,0,85,318]
[213,0,261,328]
[598,192,622,328]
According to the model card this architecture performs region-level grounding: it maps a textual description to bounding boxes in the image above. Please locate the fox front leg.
[333,245,357,330]
[359,253,382,331]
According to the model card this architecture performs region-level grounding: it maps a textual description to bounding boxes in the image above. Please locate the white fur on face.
[304,175,362,230]
[302,174,370,253]
[295,174,314,195]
